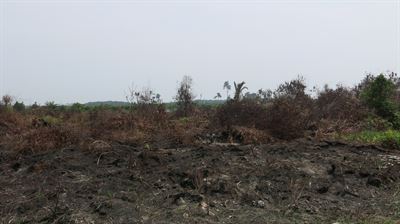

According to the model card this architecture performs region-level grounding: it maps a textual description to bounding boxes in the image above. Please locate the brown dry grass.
[0,76,378,154]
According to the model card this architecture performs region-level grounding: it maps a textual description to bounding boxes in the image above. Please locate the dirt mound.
[1,140,400,223]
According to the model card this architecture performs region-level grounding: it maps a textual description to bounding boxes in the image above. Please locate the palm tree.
[233,81,248,102]
[223,81,231,100]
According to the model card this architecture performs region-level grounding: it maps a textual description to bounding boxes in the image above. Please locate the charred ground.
[1,140,400,223]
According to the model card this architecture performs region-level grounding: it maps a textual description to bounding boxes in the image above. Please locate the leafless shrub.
[175,75,195,117]
[1,94,13,107]
[287,178,306,210]
[0,95,14,112]
[126,85,162,126]
[192,168,205,192]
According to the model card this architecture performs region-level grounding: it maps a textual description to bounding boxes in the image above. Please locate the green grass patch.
[41,115,61,126]
[341,130,400,149]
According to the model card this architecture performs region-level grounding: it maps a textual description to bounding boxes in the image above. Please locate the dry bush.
[213,99,274,144]
[175,75,195,117]
[87,140,112,152]
[1,94,13,109]
[315,85,366,122]
[215,99,266,130]
[215,77,316,141]
[265,77,314,140]
[86,109,149,144]
[314,119,360,139]
[266,96,314,140]
[313,85,369,137]
[5,76,388,152]
[24,112,92,151]
[77,105,169,146]
[135,104,168,127]
[274,76,308,99]
[9,125,81,153]
[226,126,273,144]
[0,111,29,137]
[107,129,150,145]
[161,116,209,146]
[87,109,131,138]
[126,85,166,126]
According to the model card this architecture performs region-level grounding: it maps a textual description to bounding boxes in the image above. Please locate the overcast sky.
[0,0,399,104]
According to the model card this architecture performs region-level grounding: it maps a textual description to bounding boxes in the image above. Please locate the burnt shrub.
[265,77,314,140]
[87,109,130,138]
[215,99,267,130]
[159,115,210,147]
[135,103,167,126]
[126,85,166,129]
[265,96,314,140]
[315,85,367,122]
[0,110,28,137]
[175,76,195,117]
[224,126,273,144]
[9,124,82,153]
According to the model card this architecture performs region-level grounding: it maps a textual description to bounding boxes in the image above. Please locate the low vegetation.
[1,72,400,153]
[341,130,400,149]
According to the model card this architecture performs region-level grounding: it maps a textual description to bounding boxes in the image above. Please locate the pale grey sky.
[0,0,399,104]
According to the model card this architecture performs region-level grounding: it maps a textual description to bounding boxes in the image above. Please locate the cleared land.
[1,139,400,223]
